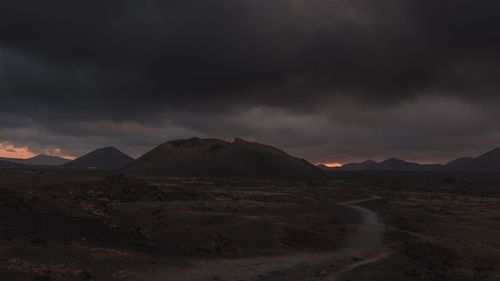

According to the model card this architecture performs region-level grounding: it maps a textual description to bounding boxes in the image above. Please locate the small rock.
[32,276,52,281]
[30,237,47,244]
[79,270,92,279]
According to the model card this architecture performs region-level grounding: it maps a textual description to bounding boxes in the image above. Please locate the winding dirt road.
[151,196,389,281]
[328,196,389,280]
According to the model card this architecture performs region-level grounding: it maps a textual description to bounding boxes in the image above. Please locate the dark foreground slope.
[123,138,323,179]
[64,147,134,170]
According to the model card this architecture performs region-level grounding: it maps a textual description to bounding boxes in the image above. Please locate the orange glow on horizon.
[321,162,343,168]
[0,143,37,159]
[45,148,76,160]
[0,142,75,160]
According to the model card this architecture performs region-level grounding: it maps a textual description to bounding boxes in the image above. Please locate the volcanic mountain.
[122,138,324,179]
[0,155,70,166]
[64,147,134,170]
[444,148,500,172]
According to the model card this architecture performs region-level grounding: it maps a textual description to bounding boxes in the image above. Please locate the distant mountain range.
[320,158,442,172]
[4,142,500,176]
[320,148,500,172]
[0,148,133,171]
[0,154,71,166]
[63,147,134,170]
[122,137,324,179]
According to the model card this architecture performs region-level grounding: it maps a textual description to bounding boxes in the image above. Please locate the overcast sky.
[1,0,500,164]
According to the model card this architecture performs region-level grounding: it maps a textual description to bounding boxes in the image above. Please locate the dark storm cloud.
[1,0,500,162]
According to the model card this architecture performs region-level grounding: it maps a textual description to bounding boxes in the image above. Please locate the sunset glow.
[0,142,75,160]
[321,162,343,168]
[0,142,37,159]
[44,148,76,160]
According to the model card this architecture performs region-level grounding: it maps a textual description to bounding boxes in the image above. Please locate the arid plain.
[0,168,498,281]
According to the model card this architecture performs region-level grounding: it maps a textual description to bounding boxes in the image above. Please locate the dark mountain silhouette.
[122,137,324,179]
[323,148,500,172]
[0,160,26,168]
[378,158,426,171]
[444,157,475,170]
[329,158,442,171]
[0,155,70,166]
[64,147,134,170]
[444,148,500,172]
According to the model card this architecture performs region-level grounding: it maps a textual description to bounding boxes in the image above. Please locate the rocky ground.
[0,168,499,280]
